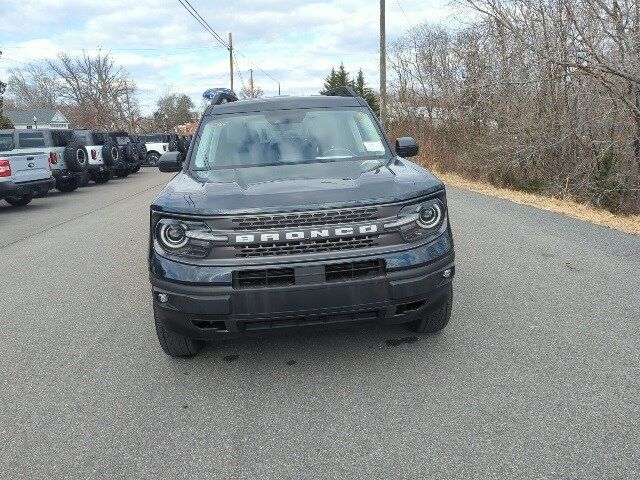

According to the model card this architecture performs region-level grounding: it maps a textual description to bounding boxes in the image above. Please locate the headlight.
[155,218,227,258]
[159,223,188,249]
[417,203,443,229]
[384,198,446,241]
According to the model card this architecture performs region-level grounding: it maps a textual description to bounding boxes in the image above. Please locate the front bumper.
[150,234,455,339]
[0,177,56,198]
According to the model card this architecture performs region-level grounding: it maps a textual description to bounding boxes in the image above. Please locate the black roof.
[203,95,365,116]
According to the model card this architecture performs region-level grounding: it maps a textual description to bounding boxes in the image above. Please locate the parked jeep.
[108,131,140,178]
[177,134,191,156]
[129,134,146,172]
[73,129,120,184]
[0,129,55,206]
[164,133,179,152]
[149,87,455,357]
[141,133,169,166]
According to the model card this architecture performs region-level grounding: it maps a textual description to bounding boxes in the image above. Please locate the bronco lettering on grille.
[233,224,380,244]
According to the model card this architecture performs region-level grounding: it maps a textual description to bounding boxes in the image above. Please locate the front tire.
[154,305,203,358]
[4,194,33,206]
[406,284,453,334]
[55,177,81,193]
[146,152,160,167]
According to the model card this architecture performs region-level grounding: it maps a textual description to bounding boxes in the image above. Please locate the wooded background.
[388,0,640,214]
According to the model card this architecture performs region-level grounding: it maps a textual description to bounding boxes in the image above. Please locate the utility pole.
[379,0,387,129]
[249,69,254,98]
[228,32,234,93]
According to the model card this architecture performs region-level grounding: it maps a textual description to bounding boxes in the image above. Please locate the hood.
[151,158,444,215]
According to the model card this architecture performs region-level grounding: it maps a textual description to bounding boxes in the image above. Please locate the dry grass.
[432,168,640,236]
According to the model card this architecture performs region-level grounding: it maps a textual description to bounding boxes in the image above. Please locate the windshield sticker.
[363,141,385,152]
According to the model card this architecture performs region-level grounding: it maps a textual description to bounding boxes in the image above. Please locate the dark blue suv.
[149,87,455,357]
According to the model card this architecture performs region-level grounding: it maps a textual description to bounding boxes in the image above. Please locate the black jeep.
[108,131,141,177]
[149,87,455,357]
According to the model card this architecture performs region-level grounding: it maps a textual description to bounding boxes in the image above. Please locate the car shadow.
[173,321,445,371]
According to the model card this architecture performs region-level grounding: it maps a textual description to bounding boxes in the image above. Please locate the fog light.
[442,268,452,278]
[157,293,169,303]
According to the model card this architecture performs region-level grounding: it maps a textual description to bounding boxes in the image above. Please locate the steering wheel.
[322,147,355,157]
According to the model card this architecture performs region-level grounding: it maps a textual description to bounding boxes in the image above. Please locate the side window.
[18,131,45,148]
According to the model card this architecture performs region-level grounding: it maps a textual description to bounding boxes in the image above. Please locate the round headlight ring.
[159,222,188,249]
[416,203,443,229]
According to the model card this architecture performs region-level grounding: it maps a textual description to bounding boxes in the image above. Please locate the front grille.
[325,259,385,282]
[231,207,379,231]
[234,268,295,288]
[234,235,379,258]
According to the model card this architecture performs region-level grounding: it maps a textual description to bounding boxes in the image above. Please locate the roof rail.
[210,90,239,106]
[323,86,357,98]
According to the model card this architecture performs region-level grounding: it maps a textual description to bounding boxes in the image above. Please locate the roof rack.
[323,86,357,98]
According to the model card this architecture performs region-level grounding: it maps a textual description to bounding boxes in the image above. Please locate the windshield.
[0,134,14,152]
[191,107,389,171]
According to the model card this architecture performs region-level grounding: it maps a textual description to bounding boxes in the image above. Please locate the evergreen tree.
[321,63,350,93]
[321,65,379,115]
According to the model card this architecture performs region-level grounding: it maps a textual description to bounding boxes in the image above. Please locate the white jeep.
[141,133,169,167]
[73,129,120,184]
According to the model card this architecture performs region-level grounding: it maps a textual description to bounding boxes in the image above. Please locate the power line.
[233,50,280,93]
[181,0,228,46]
[395,0,413,29]
[233,56,246,91]
[175,0,281,94]
[176,0,229,49]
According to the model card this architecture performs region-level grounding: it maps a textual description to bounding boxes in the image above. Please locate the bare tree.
[388,1,640,213]
[6,51,141,131]
[46,51,140,130]
[240,83,264,99]
[7,64,60,109]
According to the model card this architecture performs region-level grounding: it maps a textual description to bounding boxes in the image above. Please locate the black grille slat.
[231,207,379,231]
[234,235,379,258]
[325,260,385,282]
[234,268,295,288]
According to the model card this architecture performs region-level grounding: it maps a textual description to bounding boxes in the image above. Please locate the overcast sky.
[0,0,455,114]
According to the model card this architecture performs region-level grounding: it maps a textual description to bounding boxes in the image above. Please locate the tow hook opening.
[192,320,228,331]
[394,300,426,316]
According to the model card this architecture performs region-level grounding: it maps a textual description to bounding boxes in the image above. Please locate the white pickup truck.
[73,129,120,184]
[9,129,90,193]
[0,129,55,206]
[141,133,169,166]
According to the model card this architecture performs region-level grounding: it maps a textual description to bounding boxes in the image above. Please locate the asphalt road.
[1,169,638,479]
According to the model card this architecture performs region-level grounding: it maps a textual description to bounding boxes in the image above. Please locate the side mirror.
[158,152,183,172]
[395,137,419,158]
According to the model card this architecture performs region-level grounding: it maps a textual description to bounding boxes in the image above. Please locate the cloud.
[0,0,455,114]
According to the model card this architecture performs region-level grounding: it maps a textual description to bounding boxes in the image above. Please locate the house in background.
[176,121,198,134]
[4,109,70,130]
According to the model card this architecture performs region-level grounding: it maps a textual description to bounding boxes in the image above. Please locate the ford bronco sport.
[0,129,55,206]
[149,88,455,357]
[8,128,89,193]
